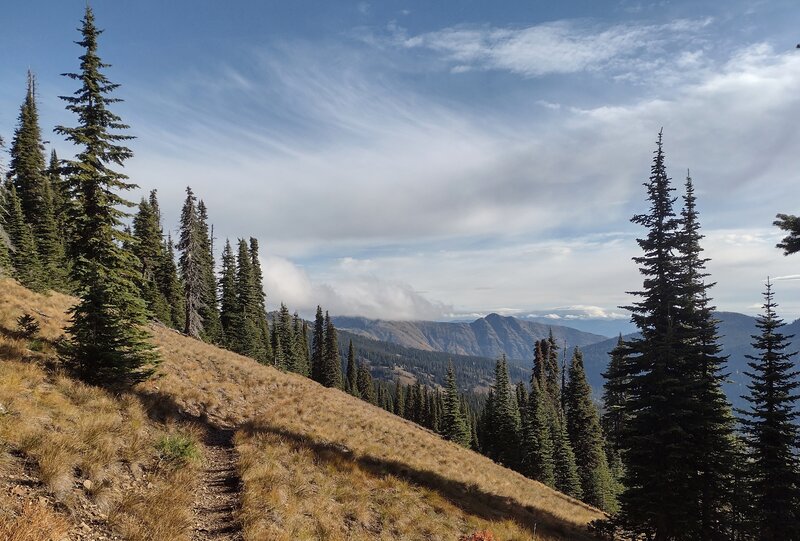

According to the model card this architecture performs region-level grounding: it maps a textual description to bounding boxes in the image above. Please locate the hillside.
[333,313,608,361]
[580,311,800,409]
[0,279,604,541]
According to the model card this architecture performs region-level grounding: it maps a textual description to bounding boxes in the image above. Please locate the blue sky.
[2,1,800,325]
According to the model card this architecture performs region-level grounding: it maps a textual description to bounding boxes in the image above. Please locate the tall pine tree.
[442,360,470,446]
[55,7,157,384]
[178,187,204,338]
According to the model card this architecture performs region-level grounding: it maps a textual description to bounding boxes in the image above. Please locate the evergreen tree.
[345,339,359,397]
[54,7,157,384]
[544,330,562,413]
[552,419,582,499]
[132,192,170,323]
[601,335,628,455]
[219,239,239,344]
[249,237,271,360]
[275,303,294,369]
[486,356,520,468]
[5,185,43,290]
[739,281,800,541]
[394,381,406,417]
[231,239,262,359]
[292,313,309,376]
[196,201,221,343]
[442,360,470,446]
[521,375,556,486]
[565,347,617,512]
[321,311,342,388]
[177,187,204,338]
[357,362,376,404]
[0,183,12,274]
[311,306,325,383]
[774,213,800,255]
[616,131,698,537]
[47,149,71,243]
[156,234,184,331]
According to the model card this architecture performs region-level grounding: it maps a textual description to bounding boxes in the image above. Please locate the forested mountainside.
[333,313,607,360]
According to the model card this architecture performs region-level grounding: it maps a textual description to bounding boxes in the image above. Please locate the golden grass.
[0,500,70,541]
[0,278,604,541]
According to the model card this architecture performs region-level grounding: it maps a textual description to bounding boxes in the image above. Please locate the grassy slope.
[0,279,603,540]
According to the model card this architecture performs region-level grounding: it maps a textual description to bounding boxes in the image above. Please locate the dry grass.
[0,500,70,541]
[0,279,199,541]
[0,278,604,540]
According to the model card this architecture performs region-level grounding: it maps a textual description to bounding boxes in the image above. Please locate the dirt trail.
[192,428,244,541]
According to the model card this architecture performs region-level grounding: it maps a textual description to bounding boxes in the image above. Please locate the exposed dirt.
[192,427,243,541]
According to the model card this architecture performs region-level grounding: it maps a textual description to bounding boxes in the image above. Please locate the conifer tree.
[521,375,556,486]
[275,303,294,369]
[774,213,800,255]
[565,347,617,512]
[311,306,325,383]
[553,420,582,500]
[156,234,184,331]
[132,192,170,323]
[219,239,239,343]
[345,339,359,397]
[739,281,800,541]
[196,201,222,343]
[0,183,11,274]
[486,356,520,468]
[616,131,698,537]
[292,313,309,376]
[601,335,628,456]
[544,331,562,413]
[357,362,376,404]
[55,7,157,384]
[394,381,406,417]
[231,239,262,359]
[5,185,43,290]
[178,187,204,338]
[442,360,470,446]
[249,237,271,360]
[47,149,71,241]
[321,312,342,388]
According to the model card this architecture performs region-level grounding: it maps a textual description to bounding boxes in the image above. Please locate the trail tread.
[192,428,243,541]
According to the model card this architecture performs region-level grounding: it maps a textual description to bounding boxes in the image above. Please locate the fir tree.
[486,356,520,468]
[156,234,185,331]
[394,381,406,417]
[311,306,325,383]
[231,239,262,359]
[442,360,470,446]
[55,7,157,384]
[132,192,170,323]
[521,375,556,486]
[321,311,342,388]
[739,281,800,541]
[601,335,628,455]
[249,238,272,360]
[553,419,582,499]
[292,313,309,376]
[5,184,43,290]
[219,239,239,344]
[774,213,800,255]
[177,187,204,338]
[345,339,359,397]
[357,361,376,404]
[275,303,294,369]
[565,347,617,512]
[196,201,221,343]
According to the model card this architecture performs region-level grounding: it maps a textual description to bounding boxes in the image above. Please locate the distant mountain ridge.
[332,313,608,361]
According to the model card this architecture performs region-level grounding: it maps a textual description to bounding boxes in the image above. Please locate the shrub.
[459,530,496,541]
[156,433,201,467]
[15,313,40,339]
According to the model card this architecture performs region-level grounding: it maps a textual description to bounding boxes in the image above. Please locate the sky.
[2,1,799,326]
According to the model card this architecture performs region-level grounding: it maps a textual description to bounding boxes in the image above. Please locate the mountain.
[580,311,800,410]
[0,278,603,540]
[333,313,608,361]
[526,316,638,339]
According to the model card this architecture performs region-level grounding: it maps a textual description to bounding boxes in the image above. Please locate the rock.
[0,403,7,414]
[83,479,93,491]
[11,485,26,496]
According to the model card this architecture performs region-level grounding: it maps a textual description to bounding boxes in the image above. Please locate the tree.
[601,335,628,455]
[54,7,157,384]
[394,381,406,417]
[616,131,697,538]
[132,192,170,323]
[292,313,309,375]
[156,234,185,331]
[774,213,800,255]
[486,356,520,468]
[739,281,800,541]
[442,360,470,446]
[249,238,272,361]
[521,375,555,486]
[274,303,294,369]
[177,187,204,338]
[345,339,359,397]
[231,239,262,360]
[311,306,325,383]
[553,419,582,500]
[219,239,239,344]
[4,185,43,290]
[196,201,222,343]
[565,347,617,512]
[321,311,342,388]
[357,361,376,404]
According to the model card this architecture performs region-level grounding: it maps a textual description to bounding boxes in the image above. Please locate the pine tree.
[219,239,239,344]
[196,201,221,343]
[231,239,262,359]
[47,149,71,244]
[544,331,562,414]
[553,419,582,499]
[394,381,405,417]
[345,339,359,397]
[774,213,800,255]
[442,360,470,446]
[321,311,342,388]
[292,313,309,375]
[677,173,735,540]
[0,183,12,274]
[249,238,272,361]
[156,235,185,331]
[521,375,556,486]
[565,347,617,512]
[54,7,157,384]
[311,306,325,383]
[487,355,520,468]
[616,131,697,537]
[5,184,43,290]
[739,281,800,541]
[357,361,376,404]
[275,303,294,369]
[178,187,204,338]
[132,192,170,323]
[601,335,628,455]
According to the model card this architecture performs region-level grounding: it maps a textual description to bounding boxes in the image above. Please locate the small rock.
[11,485,25,496]
[0,403,7,414]
[83,479,94,491]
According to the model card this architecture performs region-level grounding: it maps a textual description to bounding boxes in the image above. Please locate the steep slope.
[580,311,800,409]
[0,279,604,541]
[334,313,608,360]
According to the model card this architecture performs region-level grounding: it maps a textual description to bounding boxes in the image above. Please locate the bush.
[156,433,201,468]
[16,313,40,339]
[459,530,496,541]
